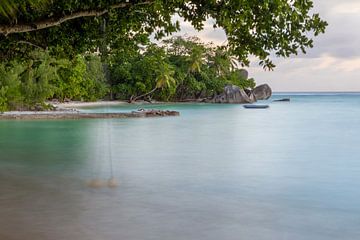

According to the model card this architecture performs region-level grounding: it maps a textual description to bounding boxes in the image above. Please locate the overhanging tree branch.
[16,40,45,49]
[0,1,152,35]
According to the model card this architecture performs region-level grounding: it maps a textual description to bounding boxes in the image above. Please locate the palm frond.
[0,0,17,18]
[0,0,49,19]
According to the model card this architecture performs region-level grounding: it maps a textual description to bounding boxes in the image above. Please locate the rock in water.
[214,85,256,104]
[252,84,272,100]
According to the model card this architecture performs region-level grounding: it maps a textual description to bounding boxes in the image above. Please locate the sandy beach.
[53,100,129,109]
[52,100,169,109]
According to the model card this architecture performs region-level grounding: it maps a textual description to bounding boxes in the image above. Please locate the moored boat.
[243,104,269,109]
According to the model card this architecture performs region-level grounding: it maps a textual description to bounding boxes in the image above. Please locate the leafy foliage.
[0,36,259,110]
[0,0,327,69]
[0,50,108,111]
[110,36,256,101]
[0,61,24,111]
[0,0,49,19]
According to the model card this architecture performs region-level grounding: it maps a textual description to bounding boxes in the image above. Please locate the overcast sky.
[174,1,360,92]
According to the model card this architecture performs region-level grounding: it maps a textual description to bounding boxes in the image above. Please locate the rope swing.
[106,116,118,188]
[88,118,118,189]
[88,120,105,188]
[88,18,118,189]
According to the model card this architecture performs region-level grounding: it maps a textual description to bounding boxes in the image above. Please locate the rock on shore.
[252,84,272,100]
[211,84,272,104]
[212,85,256,104]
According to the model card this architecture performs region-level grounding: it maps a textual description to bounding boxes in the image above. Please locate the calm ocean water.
[1,93,360,240]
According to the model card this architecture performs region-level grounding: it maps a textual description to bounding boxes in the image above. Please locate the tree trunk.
[0,1,153,35]
[129,87,157,103]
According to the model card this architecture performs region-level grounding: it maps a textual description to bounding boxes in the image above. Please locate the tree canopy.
[0,36,258,111]
[110,36,257,102]
[0,0,327,69]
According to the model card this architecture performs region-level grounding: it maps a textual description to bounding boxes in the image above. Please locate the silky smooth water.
[1,94,360,240]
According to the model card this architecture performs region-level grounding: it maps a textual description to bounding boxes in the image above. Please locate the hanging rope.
[88,120,105,188]
[88,17,118,189]
[106,107,118,188]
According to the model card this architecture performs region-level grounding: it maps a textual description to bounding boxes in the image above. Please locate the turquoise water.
[1,94,360,240]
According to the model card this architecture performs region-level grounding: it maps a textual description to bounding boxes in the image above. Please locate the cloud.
[249,53,360,92]
[330,57,360,72]
[330,2,360,14]
[167,0,360,91]
[249,0,360,91]
[176,18,226,45]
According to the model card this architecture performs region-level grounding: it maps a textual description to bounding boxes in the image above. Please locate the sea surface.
[1,93,360,240]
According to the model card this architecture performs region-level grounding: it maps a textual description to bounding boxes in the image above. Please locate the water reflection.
[1,96,360,239]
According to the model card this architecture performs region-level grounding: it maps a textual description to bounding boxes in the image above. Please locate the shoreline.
[52,100,171,109]
[0,101,180,120]
[0,111,180,120]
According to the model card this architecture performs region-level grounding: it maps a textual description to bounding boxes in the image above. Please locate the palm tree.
[187,46,205,74]
[155,63,176,89]
[211,47,239,77]
[0,0,16,18]
[130,62,175,102]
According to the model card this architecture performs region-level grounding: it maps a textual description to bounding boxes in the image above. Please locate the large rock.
[213,84,256,104]
[252,84,272,100]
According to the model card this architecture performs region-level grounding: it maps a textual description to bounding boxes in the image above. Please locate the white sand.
[51,100,168,109]
[52,101,129,108]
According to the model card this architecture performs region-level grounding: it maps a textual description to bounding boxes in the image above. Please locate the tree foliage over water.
[0,36,256,110]
[0,0,327,111]
[0,0,327,69]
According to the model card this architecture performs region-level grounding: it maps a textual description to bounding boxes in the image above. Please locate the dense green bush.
[82,55,109,101]
[0,61,24,111]
[0,50,109,111]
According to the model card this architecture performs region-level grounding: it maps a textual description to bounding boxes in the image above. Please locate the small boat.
[243,104,269,109]
[273,98,290,102]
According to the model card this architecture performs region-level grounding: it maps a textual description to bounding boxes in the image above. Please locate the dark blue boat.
[243,104,269,109]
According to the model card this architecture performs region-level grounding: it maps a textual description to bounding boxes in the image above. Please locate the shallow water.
[1,94,360,240]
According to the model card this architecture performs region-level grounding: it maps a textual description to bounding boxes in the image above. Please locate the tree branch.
[16,40,44,49]
[0,1,152,35]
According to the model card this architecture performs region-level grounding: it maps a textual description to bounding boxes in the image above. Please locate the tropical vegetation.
[0,36,257,111]
[0,0,327,111]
